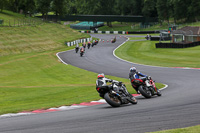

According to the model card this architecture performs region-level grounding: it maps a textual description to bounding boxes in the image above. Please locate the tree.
[0,0,8,12]
[67,0,77,14]
[18,0,36,16]
[156,0,170,25]
[75,0,100,15]
[142,0,157,17]
[187,0,200,22]
[115,0,143,15]
[52,0,68,17]
[36,0,52,20]
[173,0,190,22]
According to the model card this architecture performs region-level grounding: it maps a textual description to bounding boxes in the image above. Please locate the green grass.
[0,10,27,20]
[0,10,41,26]
[115,40,200,68]
[129,37,146,40]
[0,23,89,56]
[148,125,200,133]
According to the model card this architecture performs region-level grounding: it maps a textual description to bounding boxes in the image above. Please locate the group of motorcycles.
[75,40,99,57]
[96,76,161,107]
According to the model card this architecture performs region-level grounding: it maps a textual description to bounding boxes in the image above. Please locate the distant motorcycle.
[80,48,84,57]
[131,76,161,98]
[87,42,91,49]
[111,37,116,43]
[75,47,79,53]
[92,41,95,47]
[96,80,137,107]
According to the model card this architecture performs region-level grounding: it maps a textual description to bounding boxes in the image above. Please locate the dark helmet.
[130,67,136,72]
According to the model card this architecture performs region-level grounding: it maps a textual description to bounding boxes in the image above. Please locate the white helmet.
[130,67,136,72]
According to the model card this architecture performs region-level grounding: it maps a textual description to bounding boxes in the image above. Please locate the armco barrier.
[155,41,200,48]
[150,37,171,41]
[65,37,92,47]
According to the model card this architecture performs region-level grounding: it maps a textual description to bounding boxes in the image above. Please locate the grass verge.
[115,40,200,68]
[148,125,200,133]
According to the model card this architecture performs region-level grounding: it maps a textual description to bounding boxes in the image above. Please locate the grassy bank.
[0,23,89,56]
[115,40,200,68]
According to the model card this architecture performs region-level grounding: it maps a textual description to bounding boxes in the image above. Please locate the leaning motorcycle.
[96,80,137,107]
[131,76,161,98]
[75,47,79,53]
[80,50,84,57]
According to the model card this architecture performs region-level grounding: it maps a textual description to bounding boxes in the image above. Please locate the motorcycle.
[75,47,79,53]
[80,48,84,57]
[92,41,95,47]
[111,37,116,43]
[131,76,161,98]
[96,80,137,107]
[87,42,91,49]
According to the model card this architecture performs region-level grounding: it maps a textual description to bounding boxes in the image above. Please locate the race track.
[0,34,199,133]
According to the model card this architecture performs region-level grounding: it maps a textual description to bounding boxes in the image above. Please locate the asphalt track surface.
[0,34,200,133]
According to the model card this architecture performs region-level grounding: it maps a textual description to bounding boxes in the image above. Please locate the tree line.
[1,0,200,25]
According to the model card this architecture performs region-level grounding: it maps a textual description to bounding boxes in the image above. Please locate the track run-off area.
[0,34,199,133]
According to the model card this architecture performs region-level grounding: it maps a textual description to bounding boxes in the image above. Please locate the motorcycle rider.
[80,46,85,53]
[96,73,112,97]
[129,67,148,94]
[82,42,86,49]
[87,41,91,49]
[96,73,134,98]
[75,43,79,53]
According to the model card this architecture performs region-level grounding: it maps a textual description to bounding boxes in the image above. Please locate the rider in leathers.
[96,73,133,98]
[129,67,148,94]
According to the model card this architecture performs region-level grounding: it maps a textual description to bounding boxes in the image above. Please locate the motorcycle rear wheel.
[104,93,121,107]
[138,86,152,98]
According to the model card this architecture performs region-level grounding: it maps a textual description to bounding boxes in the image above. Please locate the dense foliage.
[1,0,200,23]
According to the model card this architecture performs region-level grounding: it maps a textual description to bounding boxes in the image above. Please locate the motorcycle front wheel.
[138,85,152,98]
[104,93,121,107]
[156,87,162,96]
[80,52,83,57]
[127,96,138,104]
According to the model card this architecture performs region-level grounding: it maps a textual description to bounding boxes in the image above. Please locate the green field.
[115,40,200,68]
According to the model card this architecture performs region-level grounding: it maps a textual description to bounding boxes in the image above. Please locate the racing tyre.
[127,97,137,104]
[156,88,162,96]
[104,93,121,107]
[138,85,152,98]
[80,52,83,57]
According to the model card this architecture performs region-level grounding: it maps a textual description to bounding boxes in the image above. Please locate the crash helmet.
[130,67,136,72]
[97,73,105,78]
